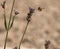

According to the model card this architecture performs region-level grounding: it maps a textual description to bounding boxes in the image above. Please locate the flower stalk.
[8,0,15,30]
[18,7,35,49]
[1,0,19,49]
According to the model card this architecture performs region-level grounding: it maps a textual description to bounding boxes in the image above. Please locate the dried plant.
[18,7,35,49]
[1,0,51,49]
[1,0,19,49]
[44,40,50,49]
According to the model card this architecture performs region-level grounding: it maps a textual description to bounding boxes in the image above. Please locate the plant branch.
[8,0,15,30]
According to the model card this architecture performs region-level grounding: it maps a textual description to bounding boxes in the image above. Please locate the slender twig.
[3,0,15,49]
[1,0,19,49]
[18,21,29,49]
[2,1,8,49]
[4,9,7,49]
[4,31,8,49]
[8,0,15,29]
[18,7,35,49]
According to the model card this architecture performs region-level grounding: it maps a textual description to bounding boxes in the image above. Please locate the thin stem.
[8,0,15,29]
[3,1,8,49]
[4,0,15,49]
[18,21,29,49]
[4,5,8,30]
[4,31,8,49]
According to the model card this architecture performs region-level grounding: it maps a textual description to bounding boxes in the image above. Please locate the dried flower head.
[14,9,19,15]
[45,40,50,49]
[26,7,35,22]
[1,0,6,9]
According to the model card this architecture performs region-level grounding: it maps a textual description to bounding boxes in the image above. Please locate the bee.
[38,7,44,11]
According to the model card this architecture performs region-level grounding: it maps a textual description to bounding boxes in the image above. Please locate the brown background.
[0,0,60,49]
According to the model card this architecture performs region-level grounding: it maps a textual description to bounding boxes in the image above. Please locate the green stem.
[4,31,8,49]
[8,0,15,29]
[4,0,15,49]
[3,2,8,49]
[18,21,29,49]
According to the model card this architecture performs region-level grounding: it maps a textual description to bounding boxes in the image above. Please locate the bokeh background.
[0,0,60,49]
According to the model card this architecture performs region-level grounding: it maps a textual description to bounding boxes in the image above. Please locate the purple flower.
[14,9,19,15]
[29,7,35,13]
[26,7,35,22]
[1,0,6,9]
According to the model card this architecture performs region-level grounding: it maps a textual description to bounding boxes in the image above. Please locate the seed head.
[1,0,6,9]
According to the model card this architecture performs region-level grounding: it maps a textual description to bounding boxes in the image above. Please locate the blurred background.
[0,0,60,49]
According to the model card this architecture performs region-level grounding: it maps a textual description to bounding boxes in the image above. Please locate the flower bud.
[29,7,35,13]
[26,7,35,22]
[14,9,19,15]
